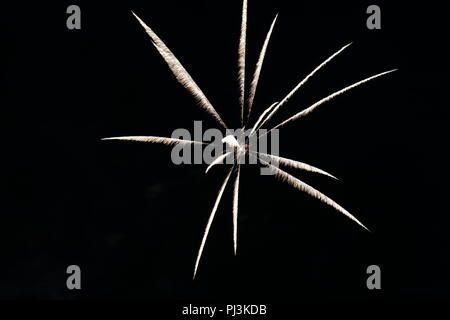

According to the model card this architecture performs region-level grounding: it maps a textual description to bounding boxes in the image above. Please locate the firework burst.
[103,0,396,278]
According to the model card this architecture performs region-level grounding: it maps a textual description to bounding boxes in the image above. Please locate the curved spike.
[193,166,235,279]
[206,152,233,173]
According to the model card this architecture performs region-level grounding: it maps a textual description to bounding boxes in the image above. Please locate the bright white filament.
[194,166,235,279]
[132,12,228,129]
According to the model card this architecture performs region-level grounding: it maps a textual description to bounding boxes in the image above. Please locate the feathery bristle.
[255,151,338,180]
[247,14,279,123]
[256,42,353,130]
[250,101,279,135]
[102,136,205,146]
[259,158,369,231]
[238,0,248,126]
[132,12,227,129]
[194,166,235,279]
[268,69,398,132]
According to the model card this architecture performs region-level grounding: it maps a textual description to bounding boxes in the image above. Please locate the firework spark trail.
[255,42,353,130]
[258,157,369,231]
[132,12,228,129]
[247,14,279,124]
[254,151,338,180]
[101,136,205,146]
[238,0,248,126]
[206,152,233,173]
[250,101,279,135]
[194,166,235,279]
[263,69,397,136]
[232,166,241,255]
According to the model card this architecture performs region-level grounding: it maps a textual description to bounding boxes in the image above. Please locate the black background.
[2,0,448,303]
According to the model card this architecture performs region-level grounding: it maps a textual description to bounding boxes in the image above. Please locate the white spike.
[247,14,279,122]
[102,136,204,146]
[250,101,279,135]
[256,42,353,129]
[131,12,227,128]
[193,166,235,279]
[254,151,338,180]
[206,152,233,173]
[238,0,248,126]
[259,158,369,231]
[232,166,241,255]
[268,69,398,132]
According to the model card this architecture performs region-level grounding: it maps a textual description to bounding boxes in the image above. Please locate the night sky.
[2,0,448,305]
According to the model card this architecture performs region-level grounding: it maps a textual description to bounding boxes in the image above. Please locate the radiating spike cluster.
[104,1,395,279]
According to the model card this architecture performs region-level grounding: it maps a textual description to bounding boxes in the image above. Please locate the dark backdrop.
[2,0,448,301]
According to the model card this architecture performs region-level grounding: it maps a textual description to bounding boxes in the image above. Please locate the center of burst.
[221,134,250,164]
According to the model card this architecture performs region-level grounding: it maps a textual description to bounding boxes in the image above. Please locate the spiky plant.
[103,0,396,279]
